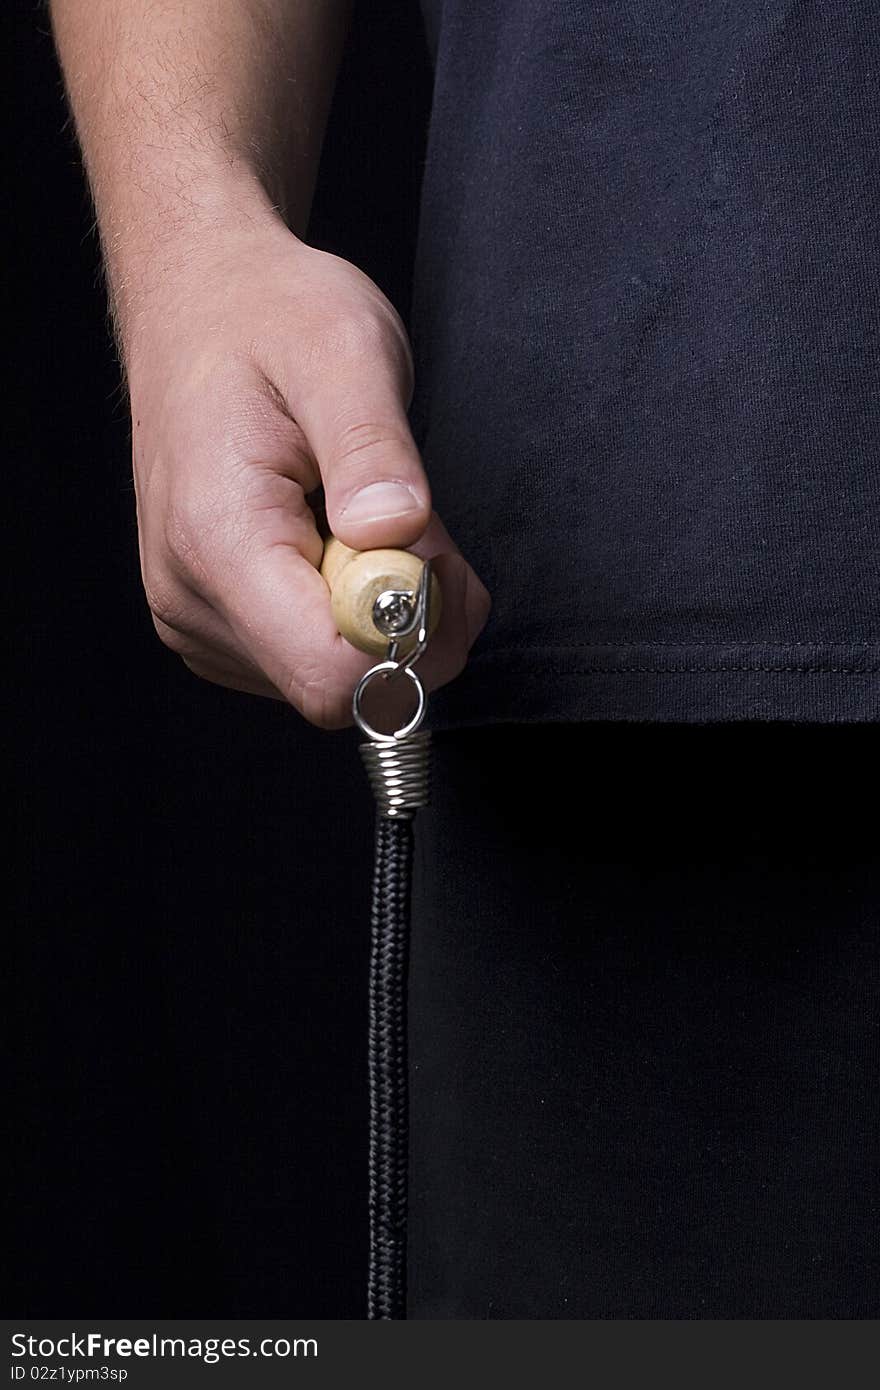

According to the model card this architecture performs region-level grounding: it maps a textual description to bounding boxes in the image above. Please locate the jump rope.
[319,530,442,1320]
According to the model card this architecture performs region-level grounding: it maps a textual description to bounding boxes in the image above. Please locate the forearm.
[49,0,352,352]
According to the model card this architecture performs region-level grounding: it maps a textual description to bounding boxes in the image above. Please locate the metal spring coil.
[359,729,432,820]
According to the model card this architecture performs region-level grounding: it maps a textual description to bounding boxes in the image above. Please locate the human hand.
[124,217,491,729]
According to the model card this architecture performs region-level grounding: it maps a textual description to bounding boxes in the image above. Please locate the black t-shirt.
[408,0,880,730]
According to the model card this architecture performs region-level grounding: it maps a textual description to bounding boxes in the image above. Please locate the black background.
[11,0,432,1316]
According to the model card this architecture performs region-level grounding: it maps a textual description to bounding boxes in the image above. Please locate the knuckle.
[319,304,412,380]
[321,312,386,366]
[150,614,188,654]
[142,564,188,632]
[333,417,413,469]
[162,495,210,578]
[161,459,290,586]
[160,482,248,597]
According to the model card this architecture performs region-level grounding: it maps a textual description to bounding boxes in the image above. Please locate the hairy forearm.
[49,0,352,352]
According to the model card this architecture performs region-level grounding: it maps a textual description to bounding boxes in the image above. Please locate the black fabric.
[407,721,880,1318]
[408,0,880,730]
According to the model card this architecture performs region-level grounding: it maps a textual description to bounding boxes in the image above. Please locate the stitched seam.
[473,640,880,650]
[465,661,879,675]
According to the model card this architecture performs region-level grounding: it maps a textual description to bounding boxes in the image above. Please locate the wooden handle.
[320,536,442,657]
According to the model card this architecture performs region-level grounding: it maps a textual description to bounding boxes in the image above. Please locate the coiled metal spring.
[359,729,432,820]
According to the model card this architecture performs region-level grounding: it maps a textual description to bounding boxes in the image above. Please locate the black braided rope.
[367,813,413,1320]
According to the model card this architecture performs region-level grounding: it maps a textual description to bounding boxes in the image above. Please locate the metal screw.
[373,588,416,636]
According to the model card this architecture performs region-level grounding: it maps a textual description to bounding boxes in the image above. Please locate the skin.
[49,0,491,730]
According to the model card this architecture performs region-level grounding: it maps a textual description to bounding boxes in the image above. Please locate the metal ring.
[352,661,427,742]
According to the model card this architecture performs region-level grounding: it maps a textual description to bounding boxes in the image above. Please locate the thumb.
[291,329,432,551]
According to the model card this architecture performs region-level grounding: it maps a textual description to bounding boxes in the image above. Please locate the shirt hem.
[425,643,880,731]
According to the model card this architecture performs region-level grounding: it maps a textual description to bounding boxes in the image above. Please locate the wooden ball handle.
[320,536,442,657]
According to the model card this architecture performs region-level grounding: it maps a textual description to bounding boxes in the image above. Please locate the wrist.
[100,159,292,367]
